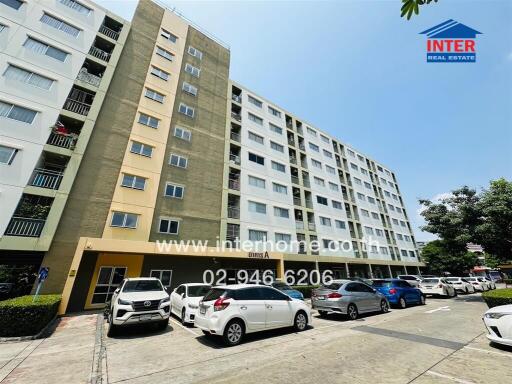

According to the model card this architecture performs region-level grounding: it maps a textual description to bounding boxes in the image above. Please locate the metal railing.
[88,46,111,62]
[47,132,77,150]
[289,157,297,165]
[288,138,295,146]
[299,143,305,151]
[99,24,120,40]
[231,112,241,122]
[301,161,308,169]
[228,178,240,191]
[76,69,102,87]
[295,221,305,230]
[4,217,45,237]
[30,168,64,190]
[303,179,311,188]
[63,98,91,116]
[227,206,240,219]
[293,197,302,206]
[286,121,293,129]
[231,94,242,103]
[305,199,313,209]
[291,175,300,185]
[230,131,240,142]
[308,222,316,231]
[297,127,304,135]
[229,154,240,165]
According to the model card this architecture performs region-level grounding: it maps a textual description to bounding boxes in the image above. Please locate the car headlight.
[118,298,132,306]
[484,313,509,319]
[188,303,198,309]
[160,296,170,304]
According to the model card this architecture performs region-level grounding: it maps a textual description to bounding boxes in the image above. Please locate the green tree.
[421,240,478,275]
[401,0,439,20]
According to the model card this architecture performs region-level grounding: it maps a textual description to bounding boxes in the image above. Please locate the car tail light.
[213,297,230,311]
[438,284,443,288]
[389,288,397,294]
[472,282,478,285]
[327,292,342,299]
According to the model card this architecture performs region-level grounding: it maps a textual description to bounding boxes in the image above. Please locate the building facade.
[0,0,423,314]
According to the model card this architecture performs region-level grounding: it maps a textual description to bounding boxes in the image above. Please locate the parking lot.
[1,291,511,384]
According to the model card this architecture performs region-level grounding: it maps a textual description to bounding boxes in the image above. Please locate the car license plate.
[200,307,206,315]
[316,296,325,300]
[140,314,152,321]
[425,286,433,289]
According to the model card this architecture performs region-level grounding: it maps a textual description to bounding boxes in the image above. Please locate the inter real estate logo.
[420,19,482,63]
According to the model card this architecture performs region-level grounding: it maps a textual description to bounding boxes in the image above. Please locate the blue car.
[271,281,304,300]
[372,279,425,309]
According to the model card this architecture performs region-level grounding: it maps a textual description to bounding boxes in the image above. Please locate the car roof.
[213,284,270,290]
[181,283,211,287]
[125,277,159,281]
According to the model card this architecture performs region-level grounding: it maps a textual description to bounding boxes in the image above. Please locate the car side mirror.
[181,293,185,298]
[114,288,120,294]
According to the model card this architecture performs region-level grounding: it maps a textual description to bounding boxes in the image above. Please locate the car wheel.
[294,311,308,331]
[420,295,426,305]
[223,319,245,346]
[202,330,210,336]
[107,313,117,337]
[465,287,469,294]
[181,308,187,325]
[347,304,358,320]
[380,300,389,313]
[318,310,328,318]
[398,297,407,309]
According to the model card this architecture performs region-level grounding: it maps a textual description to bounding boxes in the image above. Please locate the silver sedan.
[311,280,389,320]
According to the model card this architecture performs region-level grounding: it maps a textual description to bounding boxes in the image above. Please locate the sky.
[96,0,512,241]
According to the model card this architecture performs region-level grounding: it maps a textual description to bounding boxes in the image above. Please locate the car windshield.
[202,288,230,302]
[422,278,439,284]
[446,278,460,282]
[466,277,476,281]
[123,280,163,292]
[273,282,292,290]
[372,280,393,287]
[187,285,211,297]
[400,276,415,280]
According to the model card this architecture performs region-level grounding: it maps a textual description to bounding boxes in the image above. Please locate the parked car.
[465,277,487,292]
[195,284,311,346]
[311,280,389,320]
[170,283,211,324]
[483,304,512,347]
[397,275,422,287]
[481,277,496,290]
[372,279,425,308]
[107,277,170,336]
[419,277,456,297]
[445,277,475,294]
[271,281,304,300]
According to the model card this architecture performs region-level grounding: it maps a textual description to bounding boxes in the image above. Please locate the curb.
[89,313,106,384]
[0,315,59,343]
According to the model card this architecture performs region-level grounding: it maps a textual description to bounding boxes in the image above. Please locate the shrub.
[482,289,512,309]
[0,295,61,337]
[291,285,319,299]
[503,279,512,286]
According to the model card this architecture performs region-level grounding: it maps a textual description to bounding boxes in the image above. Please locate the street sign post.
[33,267,49,302]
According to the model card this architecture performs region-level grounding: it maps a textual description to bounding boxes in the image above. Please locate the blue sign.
[38,267,49,282]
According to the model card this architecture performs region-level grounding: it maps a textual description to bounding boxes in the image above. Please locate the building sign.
[248,251,270,259]
[420,19,482,63]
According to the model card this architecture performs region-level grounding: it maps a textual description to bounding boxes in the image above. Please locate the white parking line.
[425,306,450,314]
[426,370,475,384]
[464,346,512,359]
[169,318,200,336]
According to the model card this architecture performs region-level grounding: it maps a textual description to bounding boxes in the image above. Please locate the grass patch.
[482,289,512,309]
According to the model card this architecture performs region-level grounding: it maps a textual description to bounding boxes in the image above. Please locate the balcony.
[76,67,102,87]
[302,179,311,188]
[227,206,240,219]
[298,143,305,151]
[99,20,121,41]
[230,131,241,142]
[30,168,64,190]
[231,111,241,122]
[89,45,111,62]
[63,87,94,116]
[308,222,316,231]
[226,223,240,247]
[291,175,300,185]
[293,197,302,206]
[289,156,297,165]
[305,199,313,209]
[228,178,240,191]
[229,154,241,165]
[295,221,305,230]
[4,217,46,238]
[288,137,295,146]
[231,94,242,103]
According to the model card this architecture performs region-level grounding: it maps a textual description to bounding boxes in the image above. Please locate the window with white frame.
[184,63,200,77]
[248,112,263,125]
[375,229,383,236]
[361,209,370,217]
[272,182,287,194]
[0,144,18,165]
[274,206,289,218]
[396,233,404,240]
[380,246,389,255]
[367,196,375,204]
[178,103,194,117]
[329,182,339,192]
[111,211,138,228]
[409,250,415,258]
[400,220,406,227]
[357,193,365,201]
[404,235,410,242]
[269,122,282,135]
[24,37,69,62]
[323,149,332,158]
[130,141,153,157]
[159,218,179,234]
[145,88,164,103]
[150,270,172,287]
[169,154,187,168]
[248,152,264,165]
[161,28,177,43]
[371,212,379,220]
[164,182,184,198]
[335,220,346,229]
[314,176,325,187]
[309,142,319,152]
[357,154,364,162]
[4,65,54,90]
[248,95,262,108]
[347,149,355,157]
[364,226,374,235]
[248,229,267,242]
[59,0,91,15]
[316,195,328,205]
[156,46,174,61]
[320,217,331,226]
[364,181,372,189]
[275,233,291,244]
[350,163,358,171]
[0,101,37,124]
[1,0,23,10]
[320,134,330,144]
[0,23,6,33]
[353,177,362,185]
[388,204,395,211]
[150,66,169,81]
[271,161,285,173]
[182,81,197,96]
[370,245,378,253]
[401,249,408,257]
[332,200,342,210]
[174,126,191,141]
[326,165,336,174]
[138,113,159,128]
[248,201,266,214]
[311,159,322,169]
[392,218,399,225]
[121,174,146,190]
[270,141,284,153]
[40,13,80,37]
[268,106,281,118]
[248,175,265,189]
[361,168,368,175]
[306,127,317,136]
[248,131,264,145]
[187,45,203,59]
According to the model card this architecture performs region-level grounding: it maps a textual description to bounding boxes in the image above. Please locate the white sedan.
[481,277,496,290]
[170,283,211,324]
[445,277,475,294]
[483,304,512,347]
[419,277,456,297]
[465,277,487,292]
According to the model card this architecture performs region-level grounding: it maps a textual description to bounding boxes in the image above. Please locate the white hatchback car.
[483,304,512,347]
[419,277,456,297]
[445,277,475,294]
[482,277,496,290]
[195,284,311,346]
[465,277,487,292]
[170,283,211,324]
[397,275,422,287]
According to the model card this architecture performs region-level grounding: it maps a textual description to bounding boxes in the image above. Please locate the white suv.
[195,284,311,346]
[107,277,170,336]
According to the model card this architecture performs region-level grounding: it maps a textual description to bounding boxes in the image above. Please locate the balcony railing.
[293,197,302,206]
[76,69,102,87]
[308,222,316,231]
[47,132,78,150]
[301,161,308,169]
[4,217,45,237]
[230,131,241,142]
[286,121,293,129]
[288,138,295,146]
[63,98,91,116]
[99,24,120,40]
[30,168,64,190]
[297,127,304,136]
[231,112,241,122]
[303,179,311,188]
[298,143,305,151]
[227,206,240,219]
[289,157,297,165]
[231,94,242,103]
[305,199,313,209]
[295,221,305,230]
[88,46,111,62]
[229,154,241,165]
[228,178,240,191]
[291,175,300,185]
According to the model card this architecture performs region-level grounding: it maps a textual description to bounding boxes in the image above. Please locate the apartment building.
[0,0,422,314]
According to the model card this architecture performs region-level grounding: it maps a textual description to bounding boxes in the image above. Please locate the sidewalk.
[0,314,98,384]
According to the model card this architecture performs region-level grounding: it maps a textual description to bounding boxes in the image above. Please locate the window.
[150,66,169,81]
[371,212,379,220]
[357,154,364,162]
[396,207,403,214]
[268,106,281,118]
[1,0,22,10]
[4,65,54,90]
[138,113,159,128]
[384,190,391,197]
[248,131,264,144]
[159,218,179,234]
[182,82,197,96]
[332,200,342,210]
[174,126,192,141]
[364,227,374,235]
[380,247,389,255]
[377,166,383,172]
[375,229,383,236]
[249,201,266,214]
[121,174,146,190]
[361,168,368,175]
[0,145,18,165]
[320,217,331,226]
[248,112,263,125]
[161,28,177,43]
[269,122,282,135]
[248,175,265,189]
[404,235,411,242]
[0,101,37,124]
[370,245,378,253]
[388,204,395,211]
[392,218,399,225]
[275,233,291,244]
[169,154,187,168]
[320,134,330,144]
[323,149,332,158]
[409,250,416,258]
[91,266,126,304]
[401,249,408,257]
[249,229,267,242]
[357,193,365,201]
[306,127,317,136]
[274,206,289,218]
[311,159,322,169]
[396,233,404,240]
[381,178,387,185]
[367,196,375,204]
[184,63,200,77]
[323,239,334,249]
[326,165,336,174]
[59,0,91,15]
[164,183,184,198]
[385,170,391,176]
[400,220,406,227]
[145,88,164,103]
[271,161,285,172]
[350,163,358,171]
[24,37,68,62]
[248,152,264,165]
[329,182,339,192]
[347,149,355,157]
[316,195,328,205]
[178,103,194,117]
[0,24,6,33]
[40,13,80,37]
[150,270,172,287]
[187,45,203,59]
[364,181,372,189]
[270,141,284,153]
[309,142,319,152]
[353,177,362,185]
[335,220,346,229]
[314,177,325,187]
[272,182,287,194]
[248,95,262,108]
[361,209,370,217]
[156,46,174,61]
[111,212,138,228]
[392,193,398,200]
[130,141,153,157]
